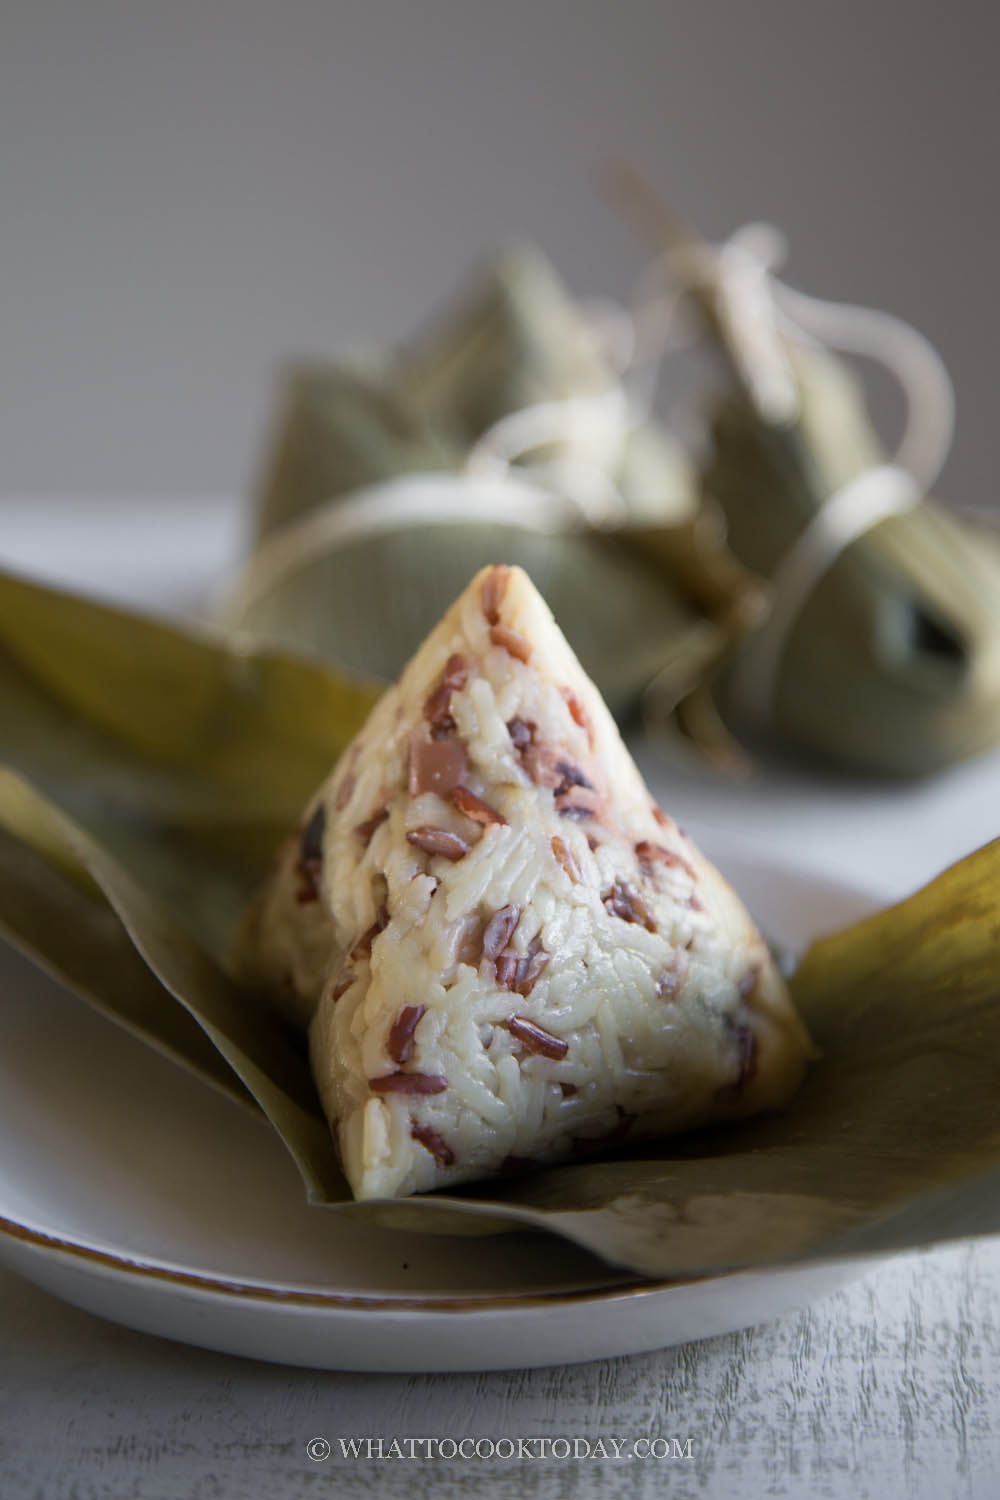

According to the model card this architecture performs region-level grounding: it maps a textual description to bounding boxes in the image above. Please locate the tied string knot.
[628,222,953,726]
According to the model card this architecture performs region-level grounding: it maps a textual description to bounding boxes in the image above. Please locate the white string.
[771,279,955,495]
[623,221,955,491]
[464,387,632,524]
[218,471,576,625]
[615,224,955,725]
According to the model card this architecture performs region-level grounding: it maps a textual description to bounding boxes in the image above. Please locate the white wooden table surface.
[2,1243,998,1500]
[1,497,999,1499]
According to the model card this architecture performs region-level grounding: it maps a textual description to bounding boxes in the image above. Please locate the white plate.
[0,839,879,1371]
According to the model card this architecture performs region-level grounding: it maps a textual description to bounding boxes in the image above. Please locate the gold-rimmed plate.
[0,840,879,1371]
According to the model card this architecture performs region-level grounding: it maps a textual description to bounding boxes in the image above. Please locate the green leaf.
[0,567,379,957]
[6,564,1000,1279]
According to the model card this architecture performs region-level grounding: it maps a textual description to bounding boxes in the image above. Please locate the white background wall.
[1,0,997,505]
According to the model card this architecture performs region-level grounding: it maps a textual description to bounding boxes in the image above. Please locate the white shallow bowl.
[0,840,879,1371]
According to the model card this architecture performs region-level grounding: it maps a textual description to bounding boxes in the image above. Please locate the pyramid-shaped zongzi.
[239,566,814,1199]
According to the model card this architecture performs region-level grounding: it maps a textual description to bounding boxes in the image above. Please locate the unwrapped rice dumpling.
[237,566,813,1199]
